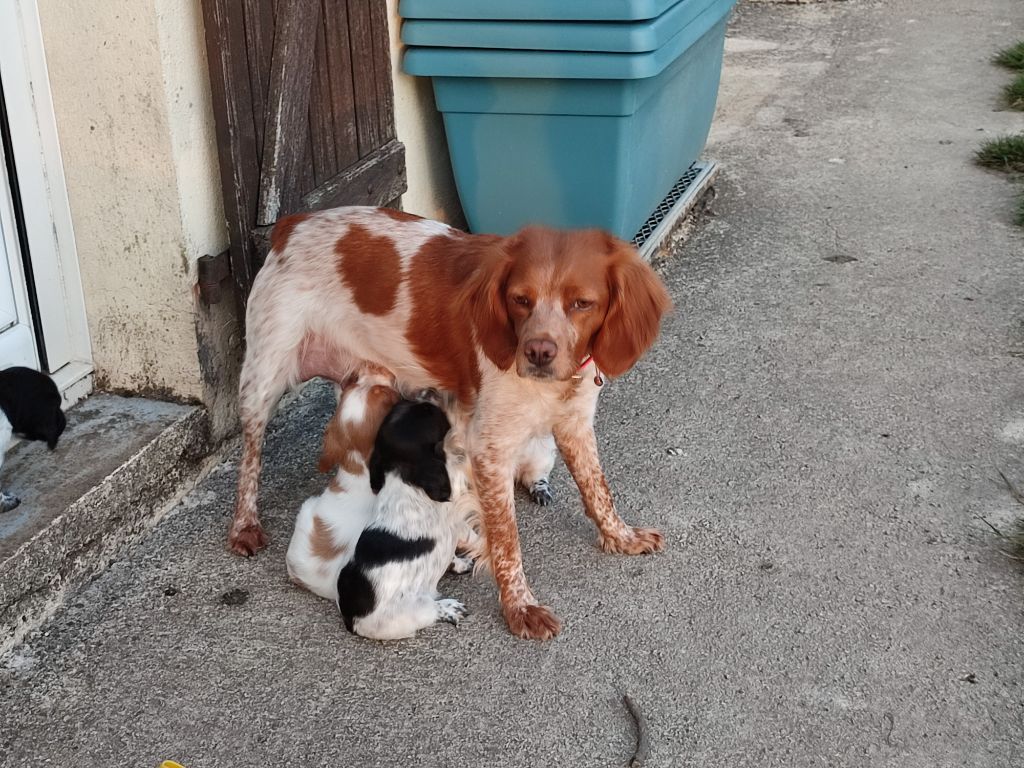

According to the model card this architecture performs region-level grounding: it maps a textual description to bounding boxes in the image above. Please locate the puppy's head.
[319,372,400,475]
[368,400,452,502]
[0,366,66,449]
[18,402,68,450]
[468,228,671,381]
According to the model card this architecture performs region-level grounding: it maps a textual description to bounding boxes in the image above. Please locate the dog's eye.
[512,295,532,308]
[571,299,594,311]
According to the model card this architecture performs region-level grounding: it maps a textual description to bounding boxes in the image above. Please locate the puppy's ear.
[45,409,66,451]
[591,235,672,378]
[464,241,516,370]
[413,460,452,503]
[318,411,345,473]
[368,449,386,494]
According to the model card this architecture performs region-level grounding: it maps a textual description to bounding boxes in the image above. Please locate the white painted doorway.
[0,0,93,404]
[0,138,40,370]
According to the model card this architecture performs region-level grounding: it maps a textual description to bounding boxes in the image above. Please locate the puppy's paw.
[229,524,269,557]
[599,526,665,555]
[413,388,443,406]
[0,492,21,513]
[529,478,553,506]
[503,603,561,640]
[436,598,469,625]
[448,553,475,575]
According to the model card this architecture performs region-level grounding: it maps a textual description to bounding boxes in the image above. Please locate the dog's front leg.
[554,417,664,555]
[472,452,561,640]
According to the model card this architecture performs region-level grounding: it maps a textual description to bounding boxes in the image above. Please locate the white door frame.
[0,136,40,370]
[0,0,92,405]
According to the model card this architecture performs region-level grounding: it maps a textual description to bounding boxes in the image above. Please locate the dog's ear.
[45,409,66,451]
[368,448,386,494]
[591,235,672,378]
[412,459,452,503]
[318,412,346,473]
[464,241,516,370]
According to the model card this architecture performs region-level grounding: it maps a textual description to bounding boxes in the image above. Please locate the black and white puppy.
[337,399,474,640]
[0,366,66,512]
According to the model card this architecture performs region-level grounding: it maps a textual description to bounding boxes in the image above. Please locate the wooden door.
[202,0,407,314]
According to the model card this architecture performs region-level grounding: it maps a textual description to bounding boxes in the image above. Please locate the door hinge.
[196,250,231,305]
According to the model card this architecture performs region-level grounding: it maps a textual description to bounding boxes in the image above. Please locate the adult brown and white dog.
[232,206,671,640]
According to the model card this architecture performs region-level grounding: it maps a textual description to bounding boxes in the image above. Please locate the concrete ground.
[0,395,191,561]
[3,0,1024,765]
[0,394,212,654]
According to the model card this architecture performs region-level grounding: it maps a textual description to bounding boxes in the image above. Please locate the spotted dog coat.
[285,370,398,601]
[336,400,475,640]
[286,375,479,606]
[234,206,671,639]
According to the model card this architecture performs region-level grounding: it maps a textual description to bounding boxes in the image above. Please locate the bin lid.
[404,0,733,80]
[399,0,680,21]
[401,0,712,53]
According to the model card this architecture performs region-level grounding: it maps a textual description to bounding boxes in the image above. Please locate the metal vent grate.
[631,161,715,256]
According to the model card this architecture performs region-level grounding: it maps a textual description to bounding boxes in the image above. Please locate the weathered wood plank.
[347,0,384,157]
[240,0,274,163]
[202,0,262,310]
[288,123,316,216]
[308,10,336,188]
[253,140,406,265]
[301,139,407,212]
[255,0,321,225]
[322,0,359,170]
[368,0,396,144]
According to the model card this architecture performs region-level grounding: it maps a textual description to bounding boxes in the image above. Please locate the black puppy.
[0,366,66,511]
[336,400,474,640]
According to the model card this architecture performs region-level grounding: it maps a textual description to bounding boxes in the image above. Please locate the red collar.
[574,355,604,387]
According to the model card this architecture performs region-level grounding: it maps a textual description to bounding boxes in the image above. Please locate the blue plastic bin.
[399,0,683,22]
[402,0,713,52]
[402,0,735,237]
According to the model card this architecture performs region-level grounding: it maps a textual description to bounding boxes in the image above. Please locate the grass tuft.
[975,134,1024,173]
[994,40,1024,70]
[1004,74,1024,110]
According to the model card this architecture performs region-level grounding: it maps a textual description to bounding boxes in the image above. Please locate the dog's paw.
[448,553,475,575]
[436,598,469,625]
[0,492,21,513]
[529,478,553,506]
[503,603,561,640]
[229,524,269,557]
[599,526,665,555]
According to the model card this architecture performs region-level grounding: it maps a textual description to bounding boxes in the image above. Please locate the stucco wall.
[36,0,230,402]
[386,0,462,224]
[153,0,229,278]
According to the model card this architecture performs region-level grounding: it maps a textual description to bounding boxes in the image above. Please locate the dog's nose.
[524,338,558,367]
